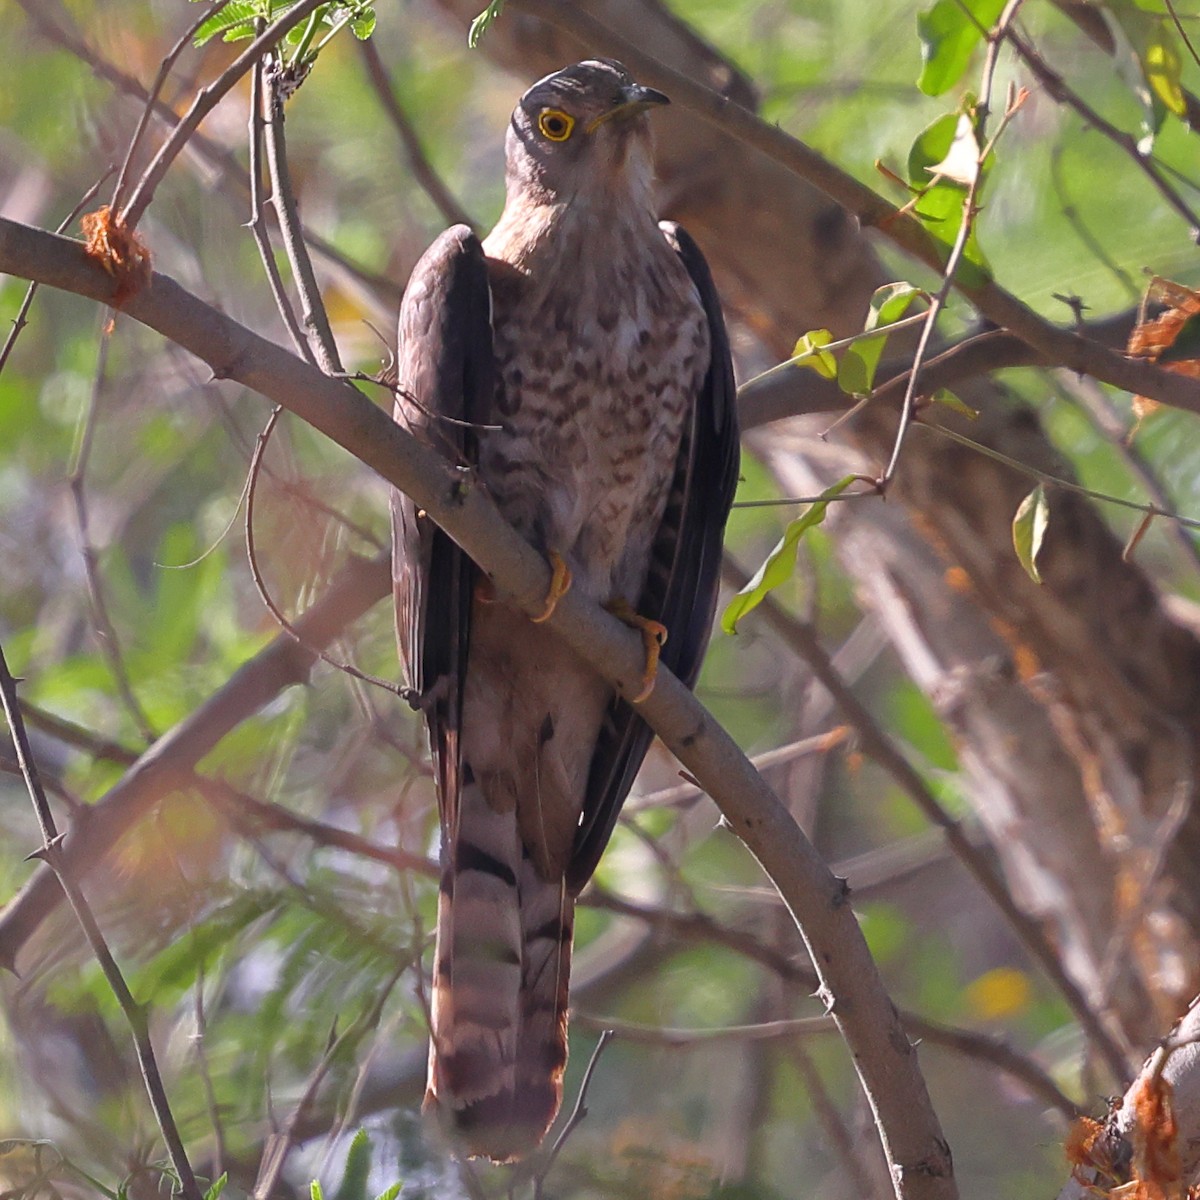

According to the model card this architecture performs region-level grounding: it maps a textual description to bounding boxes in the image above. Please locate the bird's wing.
[391,225,494,836]
[567,222,740,893]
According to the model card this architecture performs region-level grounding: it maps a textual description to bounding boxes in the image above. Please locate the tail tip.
[423,1081,561,1163]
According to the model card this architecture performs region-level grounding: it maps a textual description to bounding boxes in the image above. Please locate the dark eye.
[538,109,575,141]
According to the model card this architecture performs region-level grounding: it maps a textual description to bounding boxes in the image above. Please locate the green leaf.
[349,8,376,39]
[790,329,838,379]
[917,0,1007,96]
[867,281,926,331]
[373,1187,402,1200]
[311,1182,326,1200]
[838,283,924,396]
[334,1130,371,1200]
[931,388,978,418]
[193,1,261,46]
[468,0,505,48]
[906,113,991,281]
[1144,35,1186,117]
[1012,484,1049,584]
[722,476,857,634]
[1107,2,1187,139]
[204,1174,228,1200]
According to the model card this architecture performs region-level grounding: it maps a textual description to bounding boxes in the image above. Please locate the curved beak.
[587,83,671,132]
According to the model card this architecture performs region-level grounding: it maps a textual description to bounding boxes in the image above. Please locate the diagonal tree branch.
[0,215,956,1200]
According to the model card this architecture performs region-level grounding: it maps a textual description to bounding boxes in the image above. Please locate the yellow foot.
[605,598,668,703]
[530,552,573,624]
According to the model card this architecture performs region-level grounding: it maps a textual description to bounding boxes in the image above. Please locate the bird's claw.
[605,598,668,702]
[530,551,572,623]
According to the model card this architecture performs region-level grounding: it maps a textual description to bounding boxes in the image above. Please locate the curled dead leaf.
[1127,277,1200,430]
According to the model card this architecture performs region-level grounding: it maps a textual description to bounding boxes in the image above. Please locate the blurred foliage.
[1,1,1199,1198]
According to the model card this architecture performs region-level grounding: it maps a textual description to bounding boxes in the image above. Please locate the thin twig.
[120,0,328,230]
[1006,25,1200,234]
[531,1030,614,1199]
[252,966,406,1200]
[790,1041,883,1198]
[0,643,202,1200]
[261,55,343,374]
[1164,0,1200,71]
[0,171,114,378]
[915,421,1200,532]
[110,1,233,214]
[244,406,409,700]
[68,331,157,743]
[1051,375,1200,574]
[17,699,139,766]
[247,51,313,363]
[357,39,475,231]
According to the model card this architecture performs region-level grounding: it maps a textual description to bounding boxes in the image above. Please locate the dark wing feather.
[566,222,740,893]
[391,225,494,836]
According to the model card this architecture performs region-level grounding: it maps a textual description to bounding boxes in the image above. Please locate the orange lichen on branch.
[81,206,152,309]
[1127,277,1200,429]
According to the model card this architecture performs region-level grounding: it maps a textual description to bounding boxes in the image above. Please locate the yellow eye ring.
[537,108,575,142]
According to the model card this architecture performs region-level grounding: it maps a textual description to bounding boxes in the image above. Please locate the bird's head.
[504,59,669,208]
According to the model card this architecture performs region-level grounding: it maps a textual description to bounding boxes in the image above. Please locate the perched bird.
[392,58,739,1162]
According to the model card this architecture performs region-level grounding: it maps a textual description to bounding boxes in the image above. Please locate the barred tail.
[425,782,575,1162]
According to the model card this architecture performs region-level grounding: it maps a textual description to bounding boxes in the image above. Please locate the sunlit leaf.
[931,388,978,418]
[1144,36,1186,117]
[838,283,924,395]
[1107,1,1187,140]
[374,1187,402,1200]
[204,1174,228,1200]
[349,8,376,39]
[722,476,857,633]
[193,0,260,46]
[907,112,991,280]
[1012,484,1049,583]
[917,0,1007,95]
[468,0,505,48]
[925,111,981,185]
[790,328,838,379]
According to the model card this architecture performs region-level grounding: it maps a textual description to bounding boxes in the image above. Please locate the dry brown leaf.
[81,205,152,310]
[1127,277,1200,429]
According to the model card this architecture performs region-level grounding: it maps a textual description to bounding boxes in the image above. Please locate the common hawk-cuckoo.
[392,58,739,1161]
